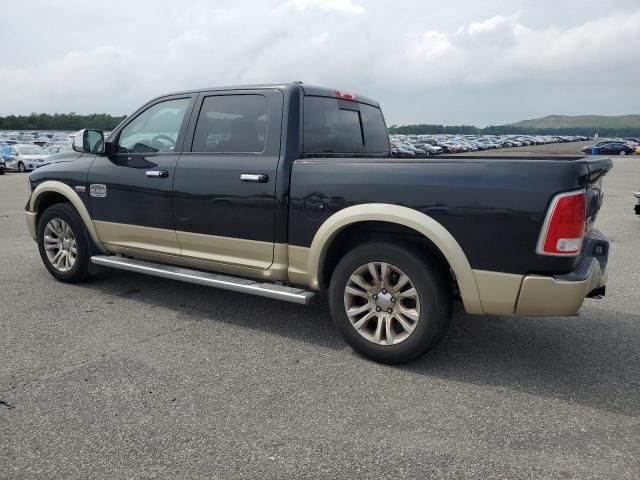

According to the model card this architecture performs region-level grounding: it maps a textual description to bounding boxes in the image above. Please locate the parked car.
[594,143,635,156]
[635,191,640,215]
[45,145,73,155]
[26,83,612,364]
[635,146,640,155]
[5,144,47,172]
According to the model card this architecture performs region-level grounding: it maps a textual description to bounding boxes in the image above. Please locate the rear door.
[172,89,283,269]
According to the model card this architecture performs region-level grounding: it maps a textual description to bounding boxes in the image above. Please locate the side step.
[90,255,315,305]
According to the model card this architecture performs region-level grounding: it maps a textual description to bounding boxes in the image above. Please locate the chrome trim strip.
[90,255,314,305]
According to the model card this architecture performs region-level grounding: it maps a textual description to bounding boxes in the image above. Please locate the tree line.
[0,113,126,131]
[388,124,640,137]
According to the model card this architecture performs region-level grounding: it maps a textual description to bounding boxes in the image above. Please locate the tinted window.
[303,96,389,154]
[360,103,390,152]
[117,98,190,154]
[192,95,268,153]
[304,97,363,154]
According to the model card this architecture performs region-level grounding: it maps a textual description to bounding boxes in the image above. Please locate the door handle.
[240,173,269,183]
[145,170,169,178]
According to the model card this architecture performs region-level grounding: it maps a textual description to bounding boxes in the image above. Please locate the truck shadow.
[84,271,639,417]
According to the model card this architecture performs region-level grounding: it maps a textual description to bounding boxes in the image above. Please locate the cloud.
[0,0,638,126]
[286,0,365,15]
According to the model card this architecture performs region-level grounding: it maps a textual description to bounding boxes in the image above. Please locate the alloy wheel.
[43,218,77,272]
[343,262,421,346]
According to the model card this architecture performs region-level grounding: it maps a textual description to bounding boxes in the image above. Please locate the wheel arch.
[28,181,106,253]
[297,204,483,314]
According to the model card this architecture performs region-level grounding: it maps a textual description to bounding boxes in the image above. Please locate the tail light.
[536,190,586,256]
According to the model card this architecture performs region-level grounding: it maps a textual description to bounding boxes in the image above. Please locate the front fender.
[27,180,107,253]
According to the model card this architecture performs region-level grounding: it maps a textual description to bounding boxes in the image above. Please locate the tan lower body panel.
[94,221,181,256]
[472,270,524,315]
[26,211,37,241]
[177,230,274,270]
[93,220,289,281]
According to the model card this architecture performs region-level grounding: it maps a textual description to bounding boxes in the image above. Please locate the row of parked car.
[0,131,76,174]
[389,134,592,157]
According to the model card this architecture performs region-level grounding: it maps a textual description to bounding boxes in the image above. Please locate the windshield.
[17,146,45,155]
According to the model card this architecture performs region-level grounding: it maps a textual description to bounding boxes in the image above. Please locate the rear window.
[303,96,389,155]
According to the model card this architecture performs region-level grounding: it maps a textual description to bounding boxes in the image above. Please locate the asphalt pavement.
[1,148,639,479]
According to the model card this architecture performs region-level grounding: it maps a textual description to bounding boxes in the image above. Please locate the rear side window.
[303,96,389,155]
[192,95,268,153]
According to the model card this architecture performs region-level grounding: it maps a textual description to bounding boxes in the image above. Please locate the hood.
[41,151,84,165]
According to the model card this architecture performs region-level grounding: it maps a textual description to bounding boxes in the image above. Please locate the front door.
[172,90,283,269]
[88,95,195,256]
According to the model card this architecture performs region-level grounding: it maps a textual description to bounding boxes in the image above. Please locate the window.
[303,96,389,155]
[117,98,190,154]
[192,95,268,153]
[360,103,390,153]
[304,96,363,154]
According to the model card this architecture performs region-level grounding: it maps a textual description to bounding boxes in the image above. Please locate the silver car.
[5,144,47,172]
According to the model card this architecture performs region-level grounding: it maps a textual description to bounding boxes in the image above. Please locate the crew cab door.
[172,89,283,269]
[88,95,195,255]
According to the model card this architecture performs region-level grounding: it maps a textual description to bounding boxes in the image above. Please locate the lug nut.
[372,294,378,300]
[387,308,393,314]
[391,297,396,303]
[382,289,387,294]
[376,307,382,312]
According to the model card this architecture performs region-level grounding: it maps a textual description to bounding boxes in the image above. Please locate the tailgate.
[584,157,613,229]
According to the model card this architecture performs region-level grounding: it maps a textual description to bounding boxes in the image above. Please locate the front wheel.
[619,150,626,156]
[18,162,25,172]
[329,241,452,364]
[37,203,92,282]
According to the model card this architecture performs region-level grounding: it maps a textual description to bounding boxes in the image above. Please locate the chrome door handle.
[145,170,168,178]
[240,173,269,183]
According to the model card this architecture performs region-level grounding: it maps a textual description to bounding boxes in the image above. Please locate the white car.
[5,144,48,172]
[45,144,73,154]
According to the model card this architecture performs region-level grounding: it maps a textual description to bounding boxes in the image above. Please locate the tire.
[37,203,92,283]
[619,151,626,156]
[329,241,452,364]
[18,162,25,172]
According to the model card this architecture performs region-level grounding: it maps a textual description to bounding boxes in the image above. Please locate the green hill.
[506,114,640,130]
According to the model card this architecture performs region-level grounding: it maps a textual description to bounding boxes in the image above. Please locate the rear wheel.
[619,150,626,156]
[329,241,452,364]
[37,203,92,283]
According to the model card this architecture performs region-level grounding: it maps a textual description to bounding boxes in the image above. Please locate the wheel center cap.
[62,239,70,250]
[375,292,395,311]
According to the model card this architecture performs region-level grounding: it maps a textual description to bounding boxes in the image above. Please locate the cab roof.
[160,82,381,108]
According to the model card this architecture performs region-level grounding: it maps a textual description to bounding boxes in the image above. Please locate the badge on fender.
[89,184,107,198]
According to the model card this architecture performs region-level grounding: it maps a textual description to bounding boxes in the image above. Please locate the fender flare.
[306,203,483,314]
[29,180,107,253]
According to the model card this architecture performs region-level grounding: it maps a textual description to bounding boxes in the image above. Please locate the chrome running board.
[90,255,315,305]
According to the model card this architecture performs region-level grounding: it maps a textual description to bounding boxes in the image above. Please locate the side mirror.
[73,129,105,154]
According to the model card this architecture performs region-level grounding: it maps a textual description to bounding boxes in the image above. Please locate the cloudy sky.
[1,0,639,125]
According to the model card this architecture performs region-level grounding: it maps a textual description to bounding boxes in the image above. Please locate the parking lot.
[1,147,639,479]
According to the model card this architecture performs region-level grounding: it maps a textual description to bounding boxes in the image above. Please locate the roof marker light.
[336,90,357,101]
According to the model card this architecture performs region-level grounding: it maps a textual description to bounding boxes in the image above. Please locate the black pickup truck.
[25,83,612,363]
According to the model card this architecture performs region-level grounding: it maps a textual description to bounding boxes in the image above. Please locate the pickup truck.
[25,83,612,363]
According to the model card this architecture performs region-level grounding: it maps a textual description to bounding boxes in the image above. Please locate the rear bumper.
[515,230,609,316]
